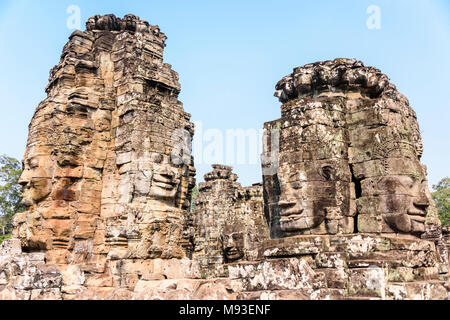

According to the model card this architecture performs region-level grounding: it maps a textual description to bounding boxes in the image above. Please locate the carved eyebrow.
[286,172,299,181]
[409,174,422,182]
[397,175,416,189]
[394,175,410,184]
[28,158,39,167]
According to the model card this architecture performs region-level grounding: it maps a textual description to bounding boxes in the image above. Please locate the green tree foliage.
[0,155,24,236]
[0,234,11,244]
[432,177,450,226]
[190,185,199,212]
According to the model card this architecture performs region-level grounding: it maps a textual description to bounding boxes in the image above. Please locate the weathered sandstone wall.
[191,165,269,278]
[1,14,197,300]
[0,17,448,300]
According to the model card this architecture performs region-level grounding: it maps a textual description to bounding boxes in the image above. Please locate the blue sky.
[0,0,449,188]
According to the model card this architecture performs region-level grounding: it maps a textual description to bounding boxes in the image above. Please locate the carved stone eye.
[406,176,416,189]
[291,181,301,190]
[29,158,39,169]
[320,166,334,181]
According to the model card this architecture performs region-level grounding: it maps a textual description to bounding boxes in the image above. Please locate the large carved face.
[148,155,181,201]
[221,231,245,263]
[131,153,182,202]
[269,60,437,239]
[378,162,431,235]
[18,153,53,208]
[277,165,328,233]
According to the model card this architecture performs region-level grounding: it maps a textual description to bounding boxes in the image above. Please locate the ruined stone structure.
[0,16,448,300]
[0,14,197,300]
[263,58,440,238]
[191,165,269,277]
[256,59,449,299]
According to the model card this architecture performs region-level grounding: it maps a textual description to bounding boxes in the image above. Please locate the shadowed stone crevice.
[350,163,362,233]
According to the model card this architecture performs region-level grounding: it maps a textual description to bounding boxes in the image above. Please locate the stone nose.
[18,170,31,188]
[413,192,430,211]
[226,238,235,248]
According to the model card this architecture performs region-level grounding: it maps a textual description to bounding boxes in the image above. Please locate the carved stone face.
[97,15,117,31]
[18,154,53,208]
[132,153,182,202]
[274,111,349,235]
[274,76,294,103]
[379,163,430,235]
[149,160,181,201]
[122,14,137,31]
[221,231,245,263]
[86,17,97,31]
[277,165,327,233]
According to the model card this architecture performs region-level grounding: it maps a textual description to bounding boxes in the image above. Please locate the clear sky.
[0,0,449,188]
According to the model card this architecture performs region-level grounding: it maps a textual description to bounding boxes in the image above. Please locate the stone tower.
[191,165,269,277]
[263,58,441,239]
[2,14,196,299]
[254,59,449,299]
[0,19,448,299]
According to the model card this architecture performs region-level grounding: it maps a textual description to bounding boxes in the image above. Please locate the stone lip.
[274,58,407,104]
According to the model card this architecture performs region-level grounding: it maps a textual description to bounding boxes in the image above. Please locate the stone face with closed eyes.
[264,58,440,238]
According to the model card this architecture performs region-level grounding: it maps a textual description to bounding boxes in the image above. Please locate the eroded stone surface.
[255,58,448,300]
[0,27,448,300]
[227,234,449,300]
[191,165,269,277]
[264,58,440,238]
[1,14,196,300]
